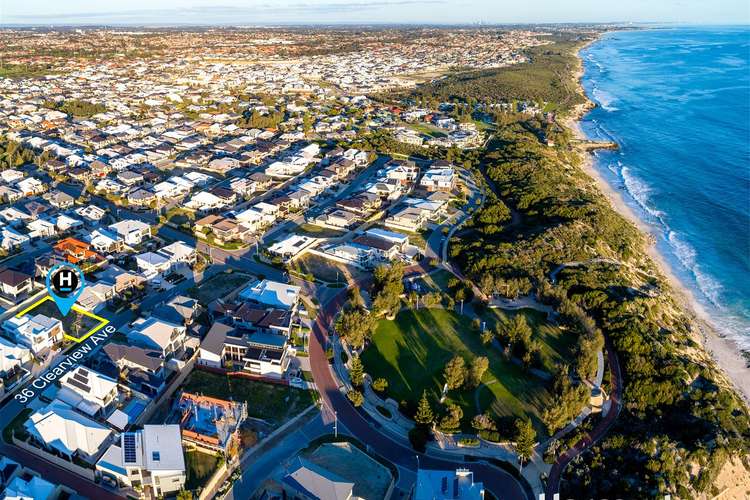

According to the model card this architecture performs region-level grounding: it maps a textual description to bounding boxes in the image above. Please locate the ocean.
[580,27,750,348]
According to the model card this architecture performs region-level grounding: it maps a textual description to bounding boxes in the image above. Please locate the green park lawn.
[410,269,453,293]
[361,308,563,436]
[477,307,578,374]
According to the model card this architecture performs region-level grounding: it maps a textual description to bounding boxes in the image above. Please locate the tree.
[409,425,430,452]
[439,403,463,432]
[514,418,536,470]
[480,330,494,345]
[414,390,434,425]
[347,389,364,407]
[335,306,375,349]
[349,356,364,387]
[504,314,532,346]
[471,413,496,432]
[469,356,489,388]
[176,490,193,500]
[541,370,589,434]
[372,377,388,393]
[372,262,404,317]
[443,356,467,390]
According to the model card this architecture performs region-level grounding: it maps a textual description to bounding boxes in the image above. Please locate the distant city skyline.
[1,0,749,26]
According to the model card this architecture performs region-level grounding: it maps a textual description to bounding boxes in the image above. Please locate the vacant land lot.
[182,370,314,425]
[184,450,220,491]
[188,271,253,304]
[291,254,365,284]
[296,223,346,238]
[361,308,557,435]
[31,299,104,340]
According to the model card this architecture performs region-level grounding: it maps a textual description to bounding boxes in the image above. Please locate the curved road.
[308,287,532,500]
[544,336,623,497]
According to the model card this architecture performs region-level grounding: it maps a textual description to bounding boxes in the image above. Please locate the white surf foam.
[620,166,664,219]
[592,87,619,112]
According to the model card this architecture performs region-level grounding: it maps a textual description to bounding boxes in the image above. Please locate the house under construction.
[176,392,247,454]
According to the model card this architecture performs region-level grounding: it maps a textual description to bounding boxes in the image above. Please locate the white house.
[89,228,123,254]
[76,281,115,312]
[0,227,30,250]
[157,241,197,269]
[54,214,84,232]
[0,336,30,378]
[75,205,107,223]
[3,473,57,500]
[57,366,118,417]
[96,425,186,497]
[185,191,226,211]
[420,167,456,192]
[238,279,301,311]
[108,220,151,246]
[2,314,63,355]
[26,219,56,239]
[24,400,113,463]
[128,317,187,358]
[250,202,279,223]
[135,252,171,277]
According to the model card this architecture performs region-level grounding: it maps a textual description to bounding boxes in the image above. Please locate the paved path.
[544,336,623,497]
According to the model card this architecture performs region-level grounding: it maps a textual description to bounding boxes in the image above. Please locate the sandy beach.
[566,38,750,404]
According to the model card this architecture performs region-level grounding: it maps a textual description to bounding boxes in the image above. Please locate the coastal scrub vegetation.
[398,40,586,112]
[435,40,750,497]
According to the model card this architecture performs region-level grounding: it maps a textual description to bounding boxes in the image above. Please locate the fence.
[195,363,290,387]
[135,352,197,426]
[12,436,97,481]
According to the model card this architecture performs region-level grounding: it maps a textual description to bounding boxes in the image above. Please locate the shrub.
[372,377,388,393]
[409,426,430,452]
[479,430,501,442]
[458,437,480,447]
[347,390,364,407]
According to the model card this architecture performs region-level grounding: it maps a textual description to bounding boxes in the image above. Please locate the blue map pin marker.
[46,263,86,316]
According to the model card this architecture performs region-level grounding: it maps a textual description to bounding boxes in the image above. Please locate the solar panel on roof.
[123,434,137,463]
[73,372,89,384]
[78,368,89,376]
[67,378,91,393]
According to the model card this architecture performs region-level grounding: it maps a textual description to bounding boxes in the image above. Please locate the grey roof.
[152,295,197,324]
[102,343,164,372]
[201,322,233,356]
[283,458,353,500]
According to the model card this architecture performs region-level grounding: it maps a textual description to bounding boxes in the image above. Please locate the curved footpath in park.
[544,336,623,496]
[308,284,532,500]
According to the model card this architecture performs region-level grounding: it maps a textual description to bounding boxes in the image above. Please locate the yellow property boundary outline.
[15,295,110,343]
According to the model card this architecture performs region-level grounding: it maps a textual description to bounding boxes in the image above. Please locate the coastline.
[565,35,750,405]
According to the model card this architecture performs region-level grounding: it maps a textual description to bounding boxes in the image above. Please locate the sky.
[1,0,749,26]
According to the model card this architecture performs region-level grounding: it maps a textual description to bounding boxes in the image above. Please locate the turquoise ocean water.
[580,27,750,347]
